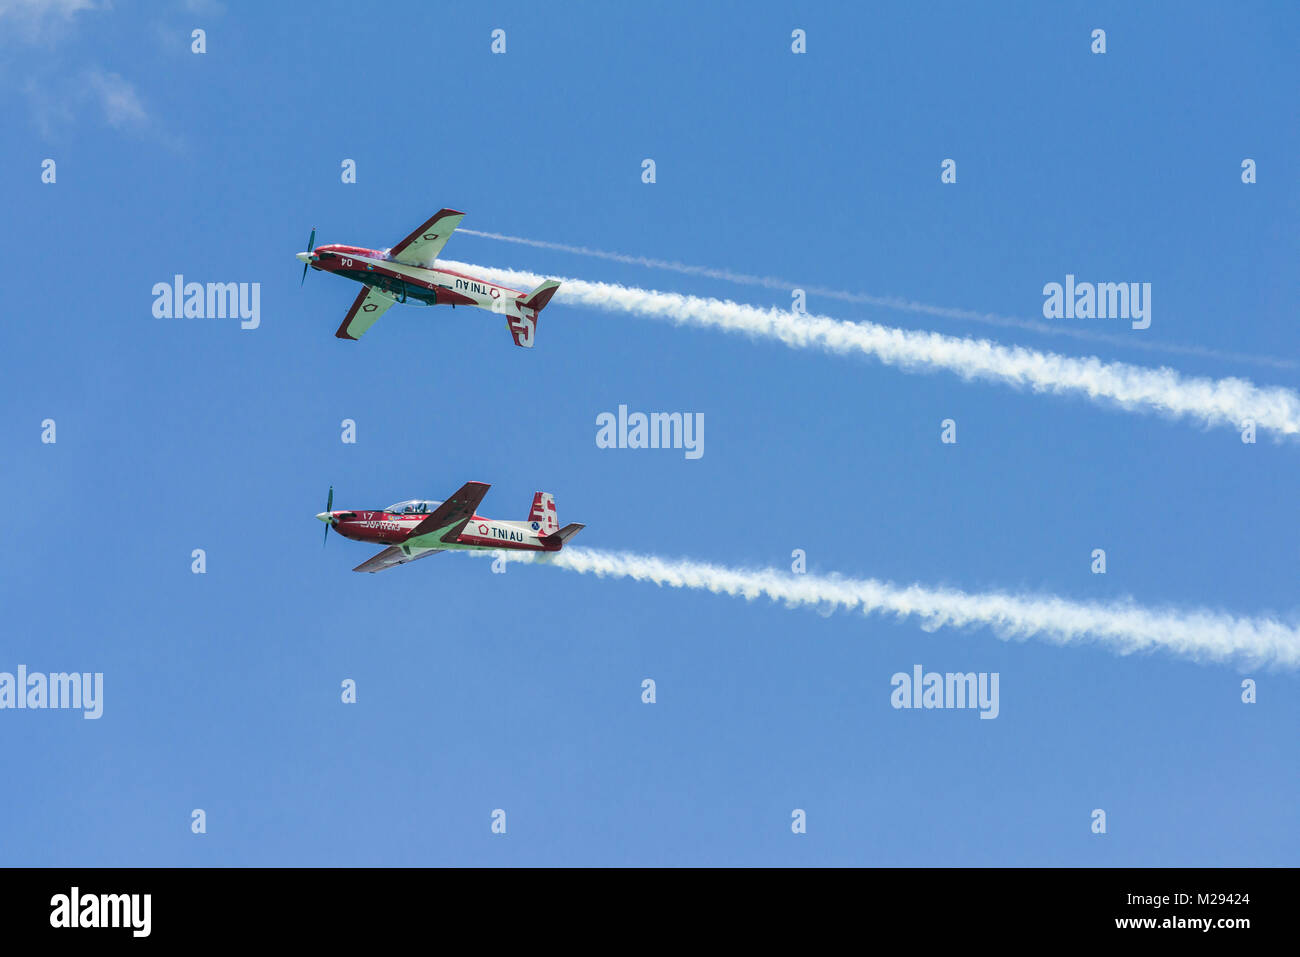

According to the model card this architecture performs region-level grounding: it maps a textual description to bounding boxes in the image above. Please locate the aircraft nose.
[316,511,332,523]
[296,251,312,263]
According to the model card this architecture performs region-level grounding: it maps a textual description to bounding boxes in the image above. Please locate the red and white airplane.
[317,481,584,573]
[296,209,561,346]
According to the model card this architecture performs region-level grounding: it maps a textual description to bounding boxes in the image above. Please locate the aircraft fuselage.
[305,245,527,314]
[321,508,557,553]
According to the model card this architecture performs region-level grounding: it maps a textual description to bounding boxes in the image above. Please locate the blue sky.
[1,1,1296,866]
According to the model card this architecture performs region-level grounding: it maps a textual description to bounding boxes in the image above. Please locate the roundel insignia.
[423,232,439,241]
[478,523,489,534]
[531,522,540,531]
[490,288,500,298]
[362,303,377,312]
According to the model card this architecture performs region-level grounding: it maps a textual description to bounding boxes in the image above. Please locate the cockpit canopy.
[386,499,440,515]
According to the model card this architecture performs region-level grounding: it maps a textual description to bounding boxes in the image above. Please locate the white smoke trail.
[457,229,1297,371]
[494,547,1298,669]
[442,259,1300,438]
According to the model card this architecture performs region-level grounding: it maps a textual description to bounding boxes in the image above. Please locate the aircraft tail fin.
[527,492,559,536]
[506,280,561,348]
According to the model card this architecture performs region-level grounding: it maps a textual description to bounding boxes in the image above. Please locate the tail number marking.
[510,313,536,346]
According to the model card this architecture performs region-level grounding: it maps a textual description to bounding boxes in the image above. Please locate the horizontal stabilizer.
[541,522,584,548]
[520,279,561,313]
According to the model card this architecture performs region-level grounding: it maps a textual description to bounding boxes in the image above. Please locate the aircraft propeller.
[300,227,316,285]
[322,485,333,546]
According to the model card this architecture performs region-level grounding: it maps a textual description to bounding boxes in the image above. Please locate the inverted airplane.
[317,481,584,573]
[296,209,561,346]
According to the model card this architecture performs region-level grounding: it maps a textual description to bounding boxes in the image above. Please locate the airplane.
[296,209,561,347]
[317,480,585,573]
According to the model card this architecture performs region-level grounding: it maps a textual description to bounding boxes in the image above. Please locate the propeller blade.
[323,485,334,547]
[301,227,317,286]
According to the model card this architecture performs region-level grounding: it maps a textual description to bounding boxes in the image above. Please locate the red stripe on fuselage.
[312,250,524,301]
[430,265,525,294]
[453,533,548,551]
[333,511,519,547]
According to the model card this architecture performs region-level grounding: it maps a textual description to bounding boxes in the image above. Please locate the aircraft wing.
[406,481,491,543]
[353,545,444,574]
[335,286,396,340]
[387,209,465,267]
